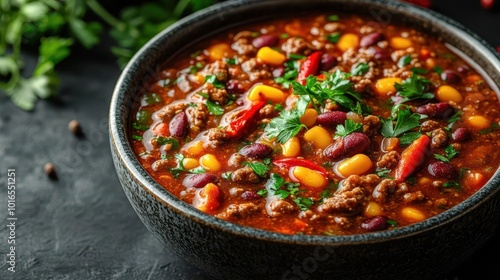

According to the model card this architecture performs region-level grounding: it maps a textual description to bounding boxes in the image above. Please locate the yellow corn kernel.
[374,77,402,96]
[256,46,286,66]
[182,157,199,170]
[425,58,435,69]
[467,115,491,130]
[248,84,286,103]
[282,137,301,157]
[364,202,383,217]
[300,108,318,128]
[291,166,327,188]
[185,140,204,156]
[207,43,230,61]
[199,154,221,172]
[390,37,413,49]
[303,126,332,149]
[436,85,463,103]
[337,33,359,52]
[401,207,426,223]
[418,177,432,185]
[337,154,373,177]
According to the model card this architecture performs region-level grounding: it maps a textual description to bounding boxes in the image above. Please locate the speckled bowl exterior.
[109,0,500,279]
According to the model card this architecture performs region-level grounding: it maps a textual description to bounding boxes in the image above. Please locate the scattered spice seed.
[44,163,58,180]
[68,119,83,136]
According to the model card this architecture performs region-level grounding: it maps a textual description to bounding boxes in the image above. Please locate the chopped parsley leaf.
[225,57,237,65]
[443,181,460,189]
[204,75,225,89]
[397,55,412,68]
[433,66,443,75]
[394,74,434,103]
[479,123,499,135]
[335,119,363,137]
[434,145,459,163]
[327,14,340,21]
[326,32,341,43]
[380,107,421,138]
[156,136,179,150]
[170,153,206,178]
[132,135,143,141]
[293,197,314,211]
[206,100,224,115]
[411,67,428,74]
[244,161,270,177]
[133,122,149,131]
[351,62,370,76]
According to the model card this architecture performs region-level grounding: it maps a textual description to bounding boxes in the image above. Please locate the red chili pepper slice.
[394,134,430,183]
[297,51,322,85]
[273,158,328,176]
[226,101,266,139]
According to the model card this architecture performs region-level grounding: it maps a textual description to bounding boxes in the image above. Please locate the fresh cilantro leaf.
[291,70,362,112]
[245,161,270,177]
[397,55,412,68]
[206,100,224,115]
[328,15,340,21]
[257,189,268,197]
[447,110,462,127]
[433,66,443,75]
[380,107,421,138]
[170,153,206,178]
[394,74,434,103]
[326,32,340,43]
[221,172,232,180]
[411,67,428,74]
[289,53,306,60]
[274,69,298,89]
[399,132,422,145]
[265,108,307,144]
[133,122,149,131]
[351,62,370,76]
[443,181,460,189]
[479,123,499,135]
[205,75,225,89]
[293,197,314,211]
[375,168,393,179]
[156,137,179,150]
[336,119,363,137]
[225,57,237,65]
[132,135,143,141]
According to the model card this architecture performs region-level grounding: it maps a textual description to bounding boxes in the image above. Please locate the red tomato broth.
[129,13,500,235]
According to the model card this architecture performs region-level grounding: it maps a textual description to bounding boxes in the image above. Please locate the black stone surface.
[0,1,499,279]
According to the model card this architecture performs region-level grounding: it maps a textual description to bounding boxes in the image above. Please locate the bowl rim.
[110,0,500,245]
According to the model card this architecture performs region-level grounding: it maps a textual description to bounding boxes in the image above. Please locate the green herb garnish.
[394,74,434,103]
[293,197,314,211]
[156,136,179,150]
[204,75,225,89]
[380,107,421,138]
[434,145,459,163]
[326,32,341,43]
[244,161,270,177]
[397,55,412,68]
[335,119,363,137]
[351,62,370,76]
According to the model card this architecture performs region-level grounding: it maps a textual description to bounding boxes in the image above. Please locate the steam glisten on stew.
[130,14,500,235]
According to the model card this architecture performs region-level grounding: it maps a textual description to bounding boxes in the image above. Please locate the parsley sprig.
[335,119,363,137]
[434,145,459,163]
[261,173,314,210]
[380,107,421,143]
[394,74,434,103]
[170,153,206,178]
[292,70,363,113]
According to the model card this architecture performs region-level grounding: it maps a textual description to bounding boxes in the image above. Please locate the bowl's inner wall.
[116,0,500,241]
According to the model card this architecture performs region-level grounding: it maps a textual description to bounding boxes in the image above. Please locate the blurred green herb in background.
[0,0,214,111]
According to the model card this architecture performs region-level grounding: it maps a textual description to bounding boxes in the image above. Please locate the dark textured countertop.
[1,1,499,279]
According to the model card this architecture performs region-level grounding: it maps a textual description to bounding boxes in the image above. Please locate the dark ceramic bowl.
[110,0,500,279]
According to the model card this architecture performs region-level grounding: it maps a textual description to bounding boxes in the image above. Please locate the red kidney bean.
[169,111,189,137]
[323,138,345,160]
[320,53,337,72]
[440,70,461,84]
[226,79,246,94]
[343,132,371,157]
[361,216,388,232]
[239,143,273,159]
[452,127,470,142]
[360,32,384,48]
[416,102,453,119]
[252,34,279,48]
[456,65,470,74]
[241,190,261,200]
[324,132,370,160]
[182,173,218,188]
[372,47,390,60]
[316,111,347,128]
[428,161,458,179]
